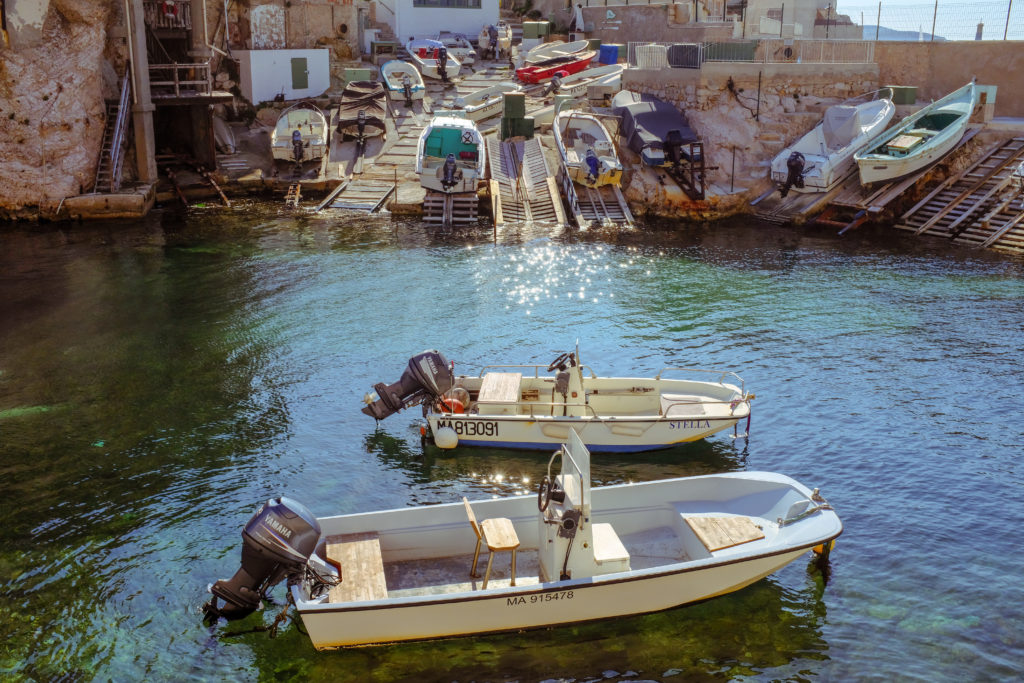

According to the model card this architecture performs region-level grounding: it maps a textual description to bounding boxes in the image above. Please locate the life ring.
[162,1,178,19]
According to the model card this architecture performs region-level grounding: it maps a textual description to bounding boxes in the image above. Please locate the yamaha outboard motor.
[437,46,449,83]
[356,109,367,139]
[362,349,454,420]
[402,74,413,107]
[781,151,806,198]
[442,154,459,190]
[203,496,320,622]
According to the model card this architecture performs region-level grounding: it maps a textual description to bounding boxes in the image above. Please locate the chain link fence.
[834,1,1022,40]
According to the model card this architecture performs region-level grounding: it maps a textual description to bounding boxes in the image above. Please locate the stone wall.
[0,0,116,220]
[874,41,1024,118]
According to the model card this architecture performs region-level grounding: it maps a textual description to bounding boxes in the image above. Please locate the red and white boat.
[516,51,596,85]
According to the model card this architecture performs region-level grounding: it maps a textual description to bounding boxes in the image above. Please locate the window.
[413,0,482,8]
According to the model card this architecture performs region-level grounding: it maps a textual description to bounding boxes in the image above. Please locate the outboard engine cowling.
[781,151,806,198]
[362,350,454,420]
[203,496,321,622]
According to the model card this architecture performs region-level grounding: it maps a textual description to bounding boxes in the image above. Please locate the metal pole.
[730,146,735,192]
[931,0,937,41]
[1006,0,1013,40]
[826,4,831,38]
[780,3,784,37]
[756,70,761,121]
[876,1,881,41]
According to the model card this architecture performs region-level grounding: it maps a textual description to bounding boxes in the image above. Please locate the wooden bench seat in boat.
[476,372,522,415]
[660,393,708,418]
[592,522,630,573]
[683,515,765,552]
[325,532,388,603]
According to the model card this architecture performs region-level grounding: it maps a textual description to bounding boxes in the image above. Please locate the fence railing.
[142,0,192,31]
[109,70,132,192]
[627,38,875,68]
[149,62,212,97]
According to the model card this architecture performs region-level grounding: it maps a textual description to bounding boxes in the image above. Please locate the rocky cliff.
[0,0,116,220]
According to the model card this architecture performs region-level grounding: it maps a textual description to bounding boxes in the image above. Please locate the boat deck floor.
[383,526,686,598]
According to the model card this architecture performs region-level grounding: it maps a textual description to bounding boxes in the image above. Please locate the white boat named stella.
[415,115,486,194]
[361,345,753,452]
[202,431,842,649]
[771,89,895,197]
[270,101,329,163]
[554,109,624,188]
[854,80,979,185]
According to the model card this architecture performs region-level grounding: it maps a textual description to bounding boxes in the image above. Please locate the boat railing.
[476,363,599,379]
[654,367,746,394]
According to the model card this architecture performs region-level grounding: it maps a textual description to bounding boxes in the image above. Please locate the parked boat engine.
[780,151,806,197]
[202,496,321,622]
[362,349,454,420]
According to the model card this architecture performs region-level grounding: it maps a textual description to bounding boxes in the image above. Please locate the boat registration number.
[507,591,574,607]
[436,419,498,437]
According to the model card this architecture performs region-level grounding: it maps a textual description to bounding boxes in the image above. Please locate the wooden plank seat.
[463,497,520,589]
[683,515,765,552]
[660,393,708,418]
[325,532,388,603]
[477,372,522,403]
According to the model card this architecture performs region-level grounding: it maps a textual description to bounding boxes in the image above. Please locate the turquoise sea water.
[1,206,1022,681]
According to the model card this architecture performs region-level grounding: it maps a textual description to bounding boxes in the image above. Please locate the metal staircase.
[93,71,132,193]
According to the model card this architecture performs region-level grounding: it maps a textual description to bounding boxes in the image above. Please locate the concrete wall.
[235,49,331,104]
[874,41,1024,117]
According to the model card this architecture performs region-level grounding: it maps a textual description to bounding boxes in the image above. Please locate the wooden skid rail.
[895,136,1024,253]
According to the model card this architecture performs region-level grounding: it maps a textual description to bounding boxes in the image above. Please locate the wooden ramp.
[487,137,565,226]
[324,176,396,212]
[423,191,479,225]
[894,136,1024,253]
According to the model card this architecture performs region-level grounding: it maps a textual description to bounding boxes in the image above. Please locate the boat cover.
[612,91,697,162]
[338,81,387,137]
[822,104,861,150]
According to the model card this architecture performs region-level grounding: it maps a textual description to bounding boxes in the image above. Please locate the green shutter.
[291,58,308,90]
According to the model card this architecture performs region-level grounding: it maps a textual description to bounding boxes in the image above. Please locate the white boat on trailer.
[361,345,753,452]
[202,431,842,649]
[771,88,895,197]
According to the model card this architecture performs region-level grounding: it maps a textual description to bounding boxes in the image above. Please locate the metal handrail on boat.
[654,366,746,394]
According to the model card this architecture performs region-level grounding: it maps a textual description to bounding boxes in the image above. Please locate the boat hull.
[516,52,596,84]
[426,412,741,452]
[291,472,841,649]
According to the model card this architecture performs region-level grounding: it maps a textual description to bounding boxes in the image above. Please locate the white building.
[376,0,499,43]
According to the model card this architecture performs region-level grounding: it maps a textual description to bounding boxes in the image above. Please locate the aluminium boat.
[361,345,753,452]
[853,80,978,185]
[202,431,841,649]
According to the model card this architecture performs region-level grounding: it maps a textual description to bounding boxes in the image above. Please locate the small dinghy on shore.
[407,38,462,81]
[361,344,753,452]
[380,60,425,105]
[554,109,623,188]
[436,32,477,66]
[454,81,520,122]
[270,101,329,163]
[524,39,589,64]
[202,431,842,649]
[336,81,387,142]
[771,89,895,197]
[516,51,596,85]
[854,80,978,184]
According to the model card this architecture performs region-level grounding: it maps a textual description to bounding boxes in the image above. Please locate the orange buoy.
[441,397,465,414]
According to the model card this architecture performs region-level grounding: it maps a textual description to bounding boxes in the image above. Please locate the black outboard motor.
[356,109,367,139]
[441,154,460,190]
[402,74,413,107]
[781,151,806,198]
[665,129,685,173]
[203,496,321,622]
[362,349,454,420]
